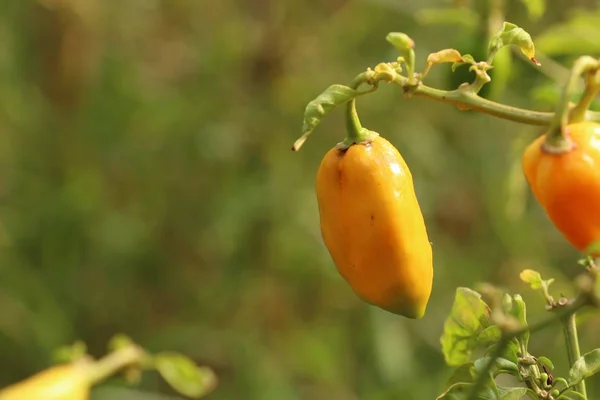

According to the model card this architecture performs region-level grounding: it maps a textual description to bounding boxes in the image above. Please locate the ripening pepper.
[522,121,600,255]
[0,363,91,400]
[316,132,434,318]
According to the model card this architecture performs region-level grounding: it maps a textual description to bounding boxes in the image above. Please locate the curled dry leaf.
[422,49,464,78]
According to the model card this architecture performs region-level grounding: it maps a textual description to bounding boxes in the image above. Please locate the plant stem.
[544,56,599,152]
[86,345,147,386]
[394,76,554,125]
[570,70,600,123]
[467,297,589,400]
[562,313,587,397]
[344,77,365,143]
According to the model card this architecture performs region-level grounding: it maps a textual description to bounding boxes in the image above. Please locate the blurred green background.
[1,0,600,398]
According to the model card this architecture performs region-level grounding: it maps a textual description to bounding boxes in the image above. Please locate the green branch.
[562,313,587,398]
[392,74,600,127]
[467,297,589,400]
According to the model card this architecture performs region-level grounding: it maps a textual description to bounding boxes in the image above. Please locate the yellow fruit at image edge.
[0,364,90,400]
[316,135,434,318]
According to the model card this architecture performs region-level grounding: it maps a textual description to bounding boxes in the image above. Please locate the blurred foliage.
[1,0,600,399]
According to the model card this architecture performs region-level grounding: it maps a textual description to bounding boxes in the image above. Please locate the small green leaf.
[519,0,545,21]
[441,288,491,366]
[436,382,498,400]
[474,357,519,377]
[477,326,502,347]
[498,386,530,399]
[537,356,554,371]
[488,22,539,65]
[154,352,218,398]
[568,349,600,386]
[301,85,362,136]
[386,32,414,51]
[519,269,543,289]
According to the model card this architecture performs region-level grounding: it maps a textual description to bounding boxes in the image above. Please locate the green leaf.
[445,363,476,389]
[519,0,545,21]
[441,288,491,366]
[537,356,554,371]
[485,339,520,366]
[519,269,554,304]
[474,357,519,377]
[519,269,544,289]
[488,22,539,65]
[154,352,218,398]
[301,85,362,136]
[436,382,498,400]
[498,386,530,400]
[477,326,502,347]
[568,349,600,386]
[558,391,588,400]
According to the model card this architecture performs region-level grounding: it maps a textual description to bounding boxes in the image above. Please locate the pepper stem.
[544,56,600,153]
[338,78,379,149]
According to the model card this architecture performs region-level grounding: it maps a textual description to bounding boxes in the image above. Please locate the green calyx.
[336,128,379,150]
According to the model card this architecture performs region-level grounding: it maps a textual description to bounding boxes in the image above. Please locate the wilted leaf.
[154,352,218,398]
[422,49,465,78]
[568,349,600,386]
[300,85,360,137]
[441,288,491,366]
[488,22,539,65]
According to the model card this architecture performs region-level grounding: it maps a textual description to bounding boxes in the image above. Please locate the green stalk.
[562,313,587,398]
[544,56,599,153]
[339,77,378,149]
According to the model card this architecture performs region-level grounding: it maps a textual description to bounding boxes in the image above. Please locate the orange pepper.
[316,134,433,318]
[0,363,91,400]
[522,121,600,255]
